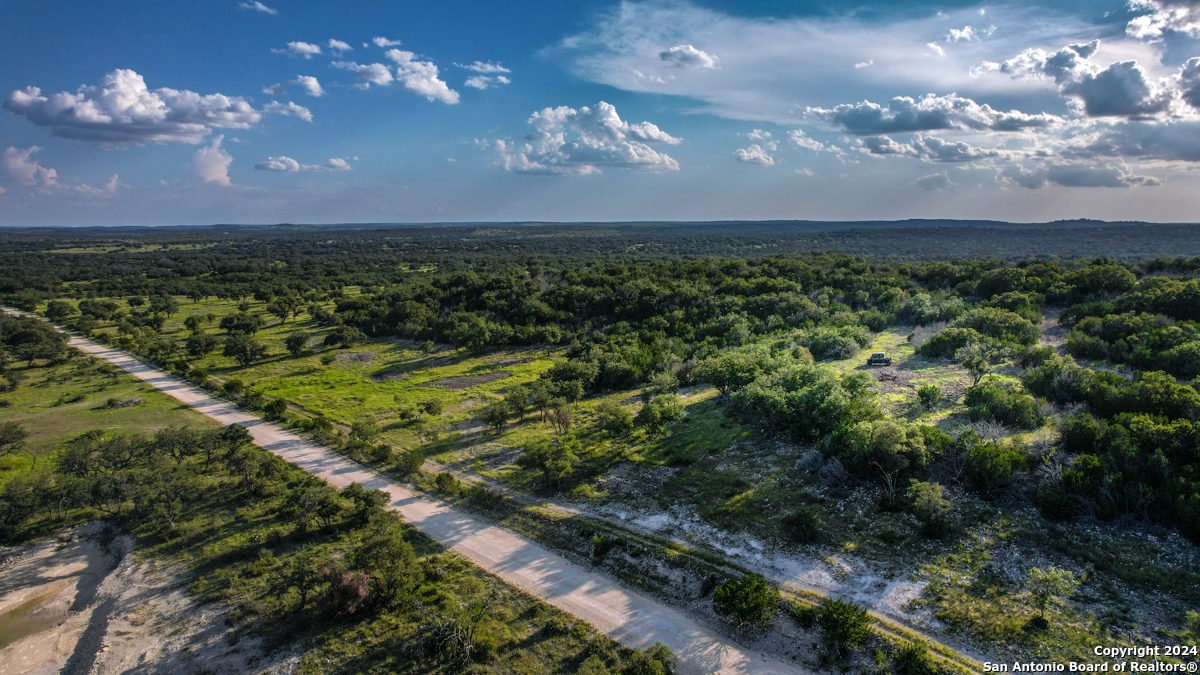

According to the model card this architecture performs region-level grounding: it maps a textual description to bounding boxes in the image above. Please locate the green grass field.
[0,353,219,486]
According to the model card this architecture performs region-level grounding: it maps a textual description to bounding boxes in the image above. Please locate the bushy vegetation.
[3,225,1200,669]
[711,573,780,630]
[964,379,1044,429]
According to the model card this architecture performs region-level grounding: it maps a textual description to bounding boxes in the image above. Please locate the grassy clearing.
[79,294,557,455]
[0,354,218,486]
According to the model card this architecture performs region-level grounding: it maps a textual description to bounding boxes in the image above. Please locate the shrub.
[893,643,940,675]
[635,394,683,436]
[263,398,287,419]
[467,485,505,511]
[369,444,393,462]
[516,437,578,486]
[712,573,779,630]
[839,420,929,499]
[818,598,871,655]
[897,294,965,325]
[1184,610,1200,640]
[319,353,336,366]
[222,378,245,397]
[323,325,365,348]
[805,326,870,361]
[395,449,424,475]
[951,307,1039,346]
[983,291,1044,323]
[975,267,1027,299]
[908,480,951,537]
[625,643,678,675]
[965,439,1028,491]
[732,365,879,441]
[1027,567,1079,619]
[918,327,984,359]
[434,472,460,494]
[594,400,634,436]
[781,507,823,543]
[480,401,510,433]
[964,380,1043,429]
[350,418,380,442]
[787,601,819,629]
[284,331,310,357]
[917,384,941,410]
[693,344,811,396]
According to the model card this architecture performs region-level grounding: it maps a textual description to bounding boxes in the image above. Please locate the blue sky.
[3,0,1200,226]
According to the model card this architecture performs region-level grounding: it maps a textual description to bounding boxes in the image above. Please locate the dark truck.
[866,352,893,366]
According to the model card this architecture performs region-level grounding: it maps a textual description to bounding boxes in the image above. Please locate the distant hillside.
[2,220,1199,262]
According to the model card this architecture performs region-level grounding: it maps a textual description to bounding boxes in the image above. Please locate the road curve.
[7,310,805,675]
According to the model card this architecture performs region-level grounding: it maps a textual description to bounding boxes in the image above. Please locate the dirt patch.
[868,365,913,394]
[478,445,522,471]
[336,352,376,363]
[424,371,511,390]
[597,463,678,495]
[1040,308,1068,349]
[0,523,295,675]
[370,370,412,383]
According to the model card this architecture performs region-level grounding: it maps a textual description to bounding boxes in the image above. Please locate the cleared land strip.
[3,309,802,675]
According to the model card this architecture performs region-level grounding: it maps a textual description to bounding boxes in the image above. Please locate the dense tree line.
[3,226,1198,545]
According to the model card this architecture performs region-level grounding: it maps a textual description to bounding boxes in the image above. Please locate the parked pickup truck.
[866,352,893,366]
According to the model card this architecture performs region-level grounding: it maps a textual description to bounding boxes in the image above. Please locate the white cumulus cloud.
[788,129,829,151]
[255,155,353,172]
[273,41,322,59]
[992,40,1177,118]
[373,36,403,48]
[464,75,511,89]
[327,39,353,53]
[659,44,718,68]
[497,101,681,175]
[999,162,1161,189]
[385,49,459,103]
[290,75,325,97]
[734,144,774,165]
[3,146,59,188]
[457,61,511,74]
[3,69,292,144]
[262,100,313,122]
[331,61,394,88]
[3,145,122,195]
[1126,0,1200,40]
[807,93,1059,135]
[193,135,233,186]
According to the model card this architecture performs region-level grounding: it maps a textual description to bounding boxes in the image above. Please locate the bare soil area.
[424,371,511,389]
[1040,308,1068,349]
[369,369,412,383]
[0,523,295,675]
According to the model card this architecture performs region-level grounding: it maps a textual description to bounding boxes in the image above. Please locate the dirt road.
[7,311,803,675]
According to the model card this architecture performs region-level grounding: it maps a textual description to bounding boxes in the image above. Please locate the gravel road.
[13,313,805,675]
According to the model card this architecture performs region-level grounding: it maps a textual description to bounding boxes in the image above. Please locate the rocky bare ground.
[0,522,297,675]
